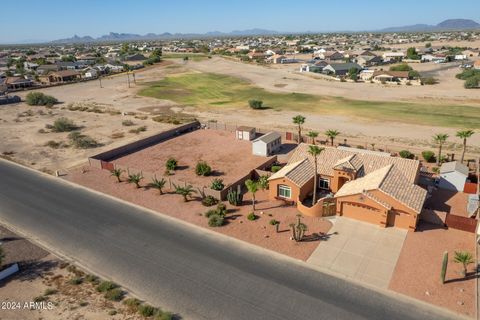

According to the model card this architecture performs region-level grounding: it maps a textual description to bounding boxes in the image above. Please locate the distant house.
[247,51,265,60]
[474,60,480,70]
[356,55,383,67]
[40,70,81,84]
[319,51,344,61]
[359,69,375,81]
[37,64,61,75]
[252,131,282,156]
[382,52,404,62]
[123,53,146,61]
[83,68,98,79]
[23,62,39,71]
[438,161,469,192]
[236,126,256,141]
[269,54,287,64]
[372,71,410,83]
[4,77,33,90]
[323,63,362,76]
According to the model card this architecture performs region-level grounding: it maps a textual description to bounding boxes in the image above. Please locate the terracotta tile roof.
[363,191,392,209]
[268,159,313,187]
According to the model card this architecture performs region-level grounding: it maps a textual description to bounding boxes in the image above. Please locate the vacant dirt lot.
[112,129,271,186]
[389,223,476,318]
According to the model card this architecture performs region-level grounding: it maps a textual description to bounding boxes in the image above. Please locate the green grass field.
[138,72,480,128]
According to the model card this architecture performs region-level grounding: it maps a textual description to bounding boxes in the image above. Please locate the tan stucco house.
[268,144,427,230]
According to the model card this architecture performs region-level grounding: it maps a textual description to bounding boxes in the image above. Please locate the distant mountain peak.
[380,18,480,32]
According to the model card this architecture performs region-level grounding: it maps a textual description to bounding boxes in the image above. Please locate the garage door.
[388,211,414,230]
[341,202,383,225]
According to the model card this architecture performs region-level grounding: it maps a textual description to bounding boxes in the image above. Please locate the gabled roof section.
[253,131,281,144]
[333,154,363,172]
[440,161,469,176]
[268,159,314,188]
[335,165,393,198]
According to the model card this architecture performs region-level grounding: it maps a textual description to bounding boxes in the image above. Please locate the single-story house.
[40,70,81,84]
[268,144,427,230]
[438,161,469,192]
[83,68,98,79]
[356,55,383,67]
[359,69,375,81]
[4,76,34,90]
[319,51,344,61]
[382,52,405,62]
[236,126,256,141]
[372,70,410,83]
[269,54,287,64]
[37,64,61,75]
[323,63,362,76]
[252,131,282,156]
[123,53,146,61]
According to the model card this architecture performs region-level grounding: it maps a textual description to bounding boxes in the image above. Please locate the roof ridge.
[377,164,394,189]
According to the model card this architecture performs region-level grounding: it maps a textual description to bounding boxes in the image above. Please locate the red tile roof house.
[267,144,427,230]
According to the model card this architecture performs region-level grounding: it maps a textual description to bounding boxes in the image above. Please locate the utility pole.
[127,72,131,88]
[132,72,136,84]
[99,76,102,88]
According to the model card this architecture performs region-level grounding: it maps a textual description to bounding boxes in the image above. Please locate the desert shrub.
[104,288,124,301]
[421,77,438,85]
[271,165,281,173]
[432,167,440,174]
[34,295,48,302]
[464,76,479,89]
[247,212,257,221]
[269,219,279,226]
[129,126,147,134]
[165,158,177,171]
[204,209,217,218]
[399,150,414,159]
[97,281,117,292]
[122,120,135,126]
[108,310,117,315]
[139,304,157,317]
[390,63,412,72]
[68,132,99,149]
[210,178,224,190]
[52,117,77,132]
[248,99,264,109]
[208,214,225,227]
[155,311,174,320]
[195,161,212,176]
[202,195,218,207]
[44,288,57,296]
[79,301,88,307]
[123,298,141,312]
[205,203,227,218]
[422,150,436,163]
[26,92,58,106]
[44,140,64,149]
[68,277,83,285]
[85,274,99,283]
[110,132,125,139]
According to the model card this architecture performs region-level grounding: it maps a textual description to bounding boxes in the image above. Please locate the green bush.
[399,150,414,159]
[210,178,224,190]
[52,117,77,132]
[68,132,99,149]
[422,150,436,163]
[248,99,264,109]
[247,212,257,221]
[104,288,124,301]
[202,195,219,207]
[464,76,479,89]
[166,158,177,171]
[85,274,99,283]
[421,77,438,85]
[205,203,226,217]
[97,281,117,292]
[123,298,141,312]
[269,219,279,226]
[68,277,83,285]
[195,161,212,176]
[129,126,147,134]
[26,92,58,106]
[138,304,157,317]
[271,165,281,173]
[208,214,225,227]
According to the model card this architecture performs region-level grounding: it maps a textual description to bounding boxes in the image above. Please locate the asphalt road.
[0,160,460,320]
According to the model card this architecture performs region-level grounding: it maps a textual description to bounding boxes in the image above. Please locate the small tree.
[422,150,436,163]
[453,251,474,278]
[127,171,143,188]
[110,168,124,183]
[174,184,196,202]
[348,67,358,81]
[292,115,306,144]
[456,130,475,163]
[258,175,269,191]
[432,133,449,165]
[195,161,212,176]
[149,176,166,194]
[308,146,324,205]
[248,99,264,110]
[325,129,340,146]
[306,131,319,145]
[165,158,177,171]
[399,150,414,159]
[245,179,259,211]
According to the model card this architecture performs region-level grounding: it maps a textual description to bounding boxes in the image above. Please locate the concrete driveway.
[307,217,407,289]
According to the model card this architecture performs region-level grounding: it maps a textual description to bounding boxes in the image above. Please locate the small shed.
[236,126,256,141]
[438,161,469,191]
[252,131,281,157]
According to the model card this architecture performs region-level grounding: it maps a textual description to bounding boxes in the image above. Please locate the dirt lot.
[389,223,476,318]
[66,167,333,261]
[112,129,271,186]
[0,225,166,320]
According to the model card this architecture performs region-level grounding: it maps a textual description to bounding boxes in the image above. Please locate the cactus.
[227,185,243,206]
[441,251,448,284]
[290,215,307,242]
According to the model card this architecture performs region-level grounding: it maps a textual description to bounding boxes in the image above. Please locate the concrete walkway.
[307,217,407,289]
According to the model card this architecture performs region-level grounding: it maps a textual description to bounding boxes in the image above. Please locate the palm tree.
[292,115,306,144]
[456,130,474,163]
[433,133,449,165]
[173,184,196,202]
[306,131,319,145]
[127,171,143,188]
[245,179,259,211]
[308,146,324,205]
[325,129,340,146]
[149,176,166,194]
[110,168,124,183]
[453,251,474,278]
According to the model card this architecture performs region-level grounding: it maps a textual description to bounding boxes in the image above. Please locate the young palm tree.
[325,129,340,146]
[306,131,319,145]
[149,176,166,195]
[308,146,324,205]
[453,251,474,278]
[292,115,306,144]
[456,130,474,163]
[174,184,196,202]
[127,171,143,188]
[245,179,259,211]
[433,133,449,165]
[110,168,124,183]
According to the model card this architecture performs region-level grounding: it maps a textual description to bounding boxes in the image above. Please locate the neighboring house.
[236,126,256,141]
[359,69,375,81]
[103,63,125,73]
[4,76,33,90]
[252,131,282,156]
[319,51,344,61]
[247,51,265,60]
[83,68,98,79]
[40,70,81,84]
[438,161,469,192]
[23,62,39,71]
[269,54,286,64]
[474,60,480,70]
[123,53,146,61]
[382,52,405,62]
[323,63,362,76]
[268,144,427,230]
[372,70,410,83]
[37,64,61,75]
[356,55,383,67]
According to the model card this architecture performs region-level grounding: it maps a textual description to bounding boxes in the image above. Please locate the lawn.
[138,72,480,128]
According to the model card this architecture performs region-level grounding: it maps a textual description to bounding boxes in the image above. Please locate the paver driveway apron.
[307,217,407,289]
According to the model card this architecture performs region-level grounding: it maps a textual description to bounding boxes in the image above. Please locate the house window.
[319,178,329,190]
[278,185,292,199]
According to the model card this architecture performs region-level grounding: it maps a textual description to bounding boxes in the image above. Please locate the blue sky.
[1,0,479,43]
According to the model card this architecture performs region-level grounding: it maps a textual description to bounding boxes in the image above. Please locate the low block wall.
[0,263,19,281]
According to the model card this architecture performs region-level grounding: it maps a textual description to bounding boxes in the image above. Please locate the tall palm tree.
[456,130,474,163]
[453,251,474,278]
[308,146,324,205]
[292,115,306,144]
[127,171,143,188]
[325,129,340,146]
[173,184,196,202]
[306,131,319,145]
[110,168,124,183]
[245,179,259,211]
[149,176,166,194]
[433,133,449,165]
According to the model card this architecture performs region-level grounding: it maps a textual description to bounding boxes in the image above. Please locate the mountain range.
[49,19,480,44]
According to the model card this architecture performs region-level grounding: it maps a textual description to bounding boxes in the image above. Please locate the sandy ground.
[0,226,155,320]
[66,166,333,261]
[389,223,476,318]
